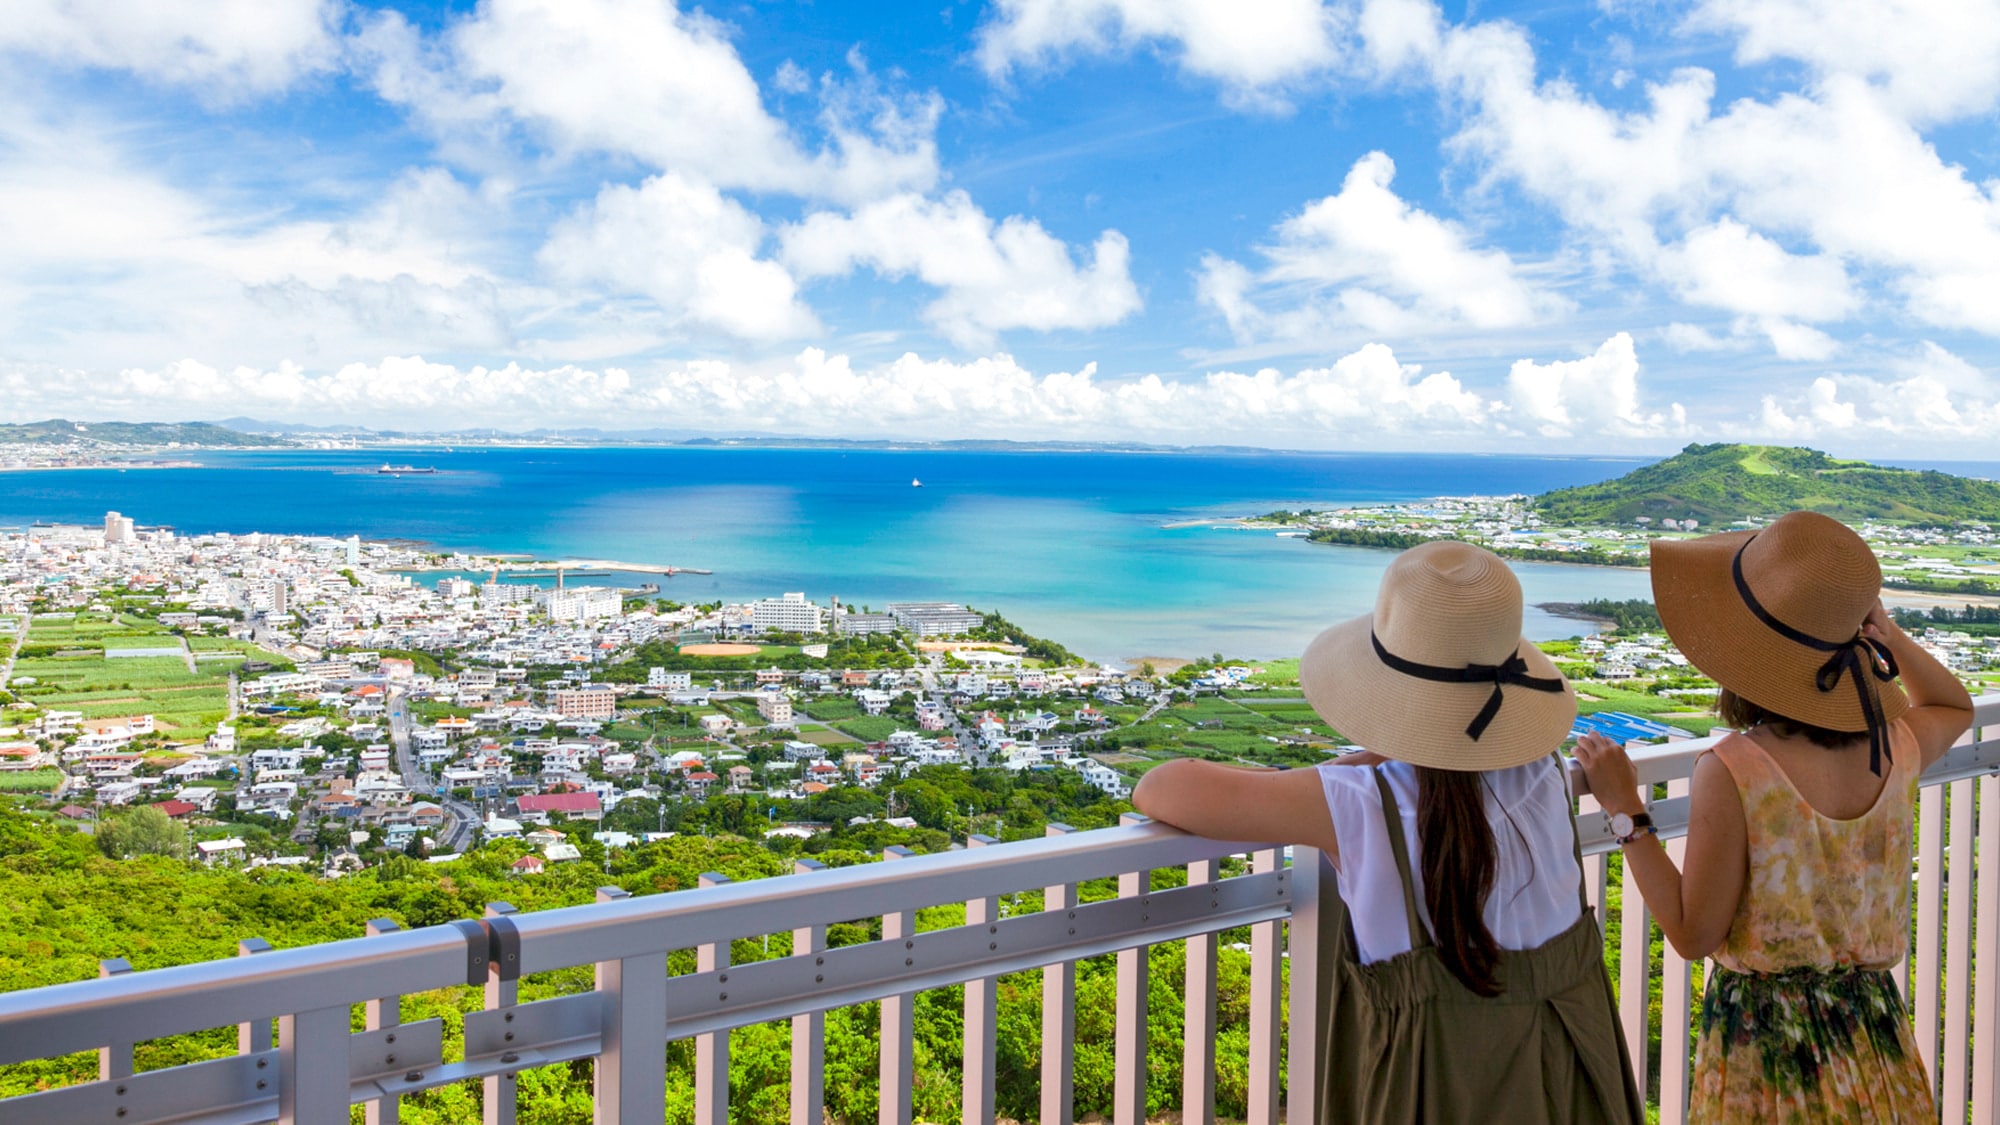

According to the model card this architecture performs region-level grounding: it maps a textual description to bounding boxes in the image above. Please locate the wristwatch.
[1609,810,1656,845]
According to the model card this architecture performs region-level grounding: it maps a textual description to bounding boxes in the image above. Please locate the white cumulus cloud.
[1505,332,1686,438]
[975,0,1348,108]
[538,174,818,343]
[781,191,1142,348]
[1198,151,1563,346]
[0,0,344,100]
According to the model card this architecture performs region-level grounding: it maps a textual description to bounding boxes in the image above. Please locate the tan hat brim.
[1650,533,1908,732]
[1299,614,1577,771]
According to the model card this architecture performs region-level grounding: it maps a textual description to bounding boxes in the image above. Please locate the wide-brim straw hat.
[1300,540,1576,771]
[1650,510,1907,734]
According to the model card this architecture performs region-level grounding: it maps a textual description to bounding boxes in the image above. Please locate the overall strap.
[1555,752,1592,917]
[1371,766,1431,950]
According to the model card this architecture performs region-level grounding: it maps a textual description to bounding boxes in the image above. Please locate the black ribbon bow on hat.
[1731,544,1901,775]
[1371,632,1566,741]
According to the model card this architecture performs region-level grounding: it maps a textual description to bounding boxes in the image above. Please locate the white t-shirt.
[1316,755,1585,964]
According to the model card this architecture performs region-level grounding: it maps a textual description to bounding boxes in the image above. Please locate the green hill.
[1535,443,2000,525]
[0,419,289,447]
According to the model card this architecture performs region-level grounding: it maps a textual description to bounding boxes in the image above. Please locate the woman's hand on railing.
[1571,732,1645,817]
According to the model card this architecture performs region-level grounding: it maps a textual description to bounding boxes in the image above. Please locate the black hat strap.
[1370,631,1565,741]
[1730,539,1900,775]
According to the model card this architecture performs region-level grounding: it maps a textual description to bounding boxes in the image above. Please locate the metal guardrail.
[0,693,1994,1125]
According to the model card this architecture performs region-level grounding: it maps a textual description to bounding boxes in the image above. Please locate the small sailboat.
[911,478,923,488]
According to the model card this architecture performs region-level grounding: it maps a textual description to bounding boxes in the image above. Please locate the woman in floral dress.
[1573,511,1973,1121]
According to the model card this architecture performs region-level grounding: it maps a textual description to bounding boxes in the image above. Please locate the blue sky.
[2,0,1998,454]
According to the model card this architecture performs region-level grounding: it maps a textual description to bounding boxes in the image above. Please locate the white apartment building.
[887,602,984,637]
[538,587,623,623]
[750,592,826,635]
[482,582,536,606]
[758,694,794,724]
[648,668,692,691]
[836,611,899,636]
[103,511,135,544]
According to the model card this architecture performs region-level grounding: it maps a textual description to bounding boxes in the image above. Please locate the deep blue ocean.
[4,447,1992,662]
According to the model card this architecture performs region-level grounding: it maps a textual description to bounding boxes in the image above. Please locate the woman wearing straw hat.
[1572,510,1973,1122]
[1135,540,1643,1124]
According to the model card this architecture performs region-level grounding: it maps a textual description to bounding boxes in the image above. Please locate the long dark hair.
[1415,766,1502,996]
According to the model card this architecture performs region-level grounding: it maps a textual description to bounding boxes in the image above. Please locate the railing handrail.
[0,691,1992,1123]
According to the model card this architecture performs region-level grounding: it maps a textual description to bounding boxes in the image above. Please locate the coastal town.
[1248,493,2000,594]
[2,510,1995,877]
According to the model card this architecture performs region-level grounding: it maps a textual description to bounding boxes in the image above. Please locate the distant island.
[0,418,290,448]
[1250,445,2000,595]
[1534,442,2000,526]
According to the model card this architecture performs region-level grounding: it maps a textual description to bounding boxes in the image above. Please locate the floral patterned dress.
[1688,723,1935,1122]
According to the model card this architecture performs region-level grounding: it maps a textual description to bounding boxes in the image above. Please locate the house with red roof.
[514,791,602,823]
[154,799,199,819]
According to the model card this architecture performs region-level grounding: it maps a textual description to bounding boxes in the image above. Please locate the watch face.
[1609,811,1634,837]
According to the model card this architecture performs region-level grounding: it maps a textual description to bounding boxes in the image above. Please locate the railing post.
[364,920,403,1125]
[1041,824,1078,1125]
[96,958,133,1081]
[1247,848,1281,1125]
[484,901,519,1125]
[1944,777,1976,1121]
[279,1004,351,1125]
[879,846,917,1125]
[697,873,732,1125]
[963,835,999,1125]
[1657,778,1693,1125]
[1973,772,2000,1124]
[237,938,274,1055]
[790,860,827,1125]
[1618,782,1652,1102]
[1183,856,1218,1125]
[1286,846,1326,1125]
[1916,783,1945,1083]
[1115,813,1150,1125]
[594,887,666,1125]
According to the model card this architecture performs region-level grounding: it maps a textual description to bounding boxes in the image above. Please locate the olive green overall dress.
[1313,766,1644,1124]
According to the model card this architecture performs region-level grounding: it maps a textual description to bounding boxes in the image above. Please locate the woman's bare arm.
[1131,759,1341,857]
[1573,736,1748,960]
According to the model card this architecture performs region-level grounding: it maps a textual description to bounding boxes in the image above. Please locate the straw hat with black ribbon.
[1300,539,1577,771]
[1650,509,1907,774]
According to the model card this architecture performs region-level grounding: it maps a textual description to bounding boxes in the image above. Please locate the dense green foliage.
[0,418,289,446]
[966,610,1078,666]
[0,806,1273,1124]
[1894,603,2000,637]
[1534,442,2000,525]
[1303,528,1641,566]
[1543,599,1663,634]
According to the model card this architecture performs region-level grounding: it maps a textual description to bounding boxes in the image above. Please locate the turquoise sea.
[5,447,1992,662]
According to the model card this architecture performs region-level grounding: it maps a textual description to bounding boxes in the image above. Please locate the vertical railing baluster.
[1617,773,1653,1102]
[484,901,519,1125]
[790,860,827,1125]
[697,872,732,1125]
[1114,813,1151,1125]
[278,1004,350,1125]
[1917,783,1946,1084]
[1972,772,2000,1125]
[1041,824,1077,1125]
[1182,856,1218,1125]
[96,958,133,1082]
[237,938,273,1055]
[594,887,666,1125]
[879,846,917,1125]
[1285,846,1326,1125]
[1247,848,1281,1125]
[963,835,999,1125]
[1945,778,1977,1121]
[364,920,402,1125]
[1657,778,1693,1125]
[1576,787,1609,929]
